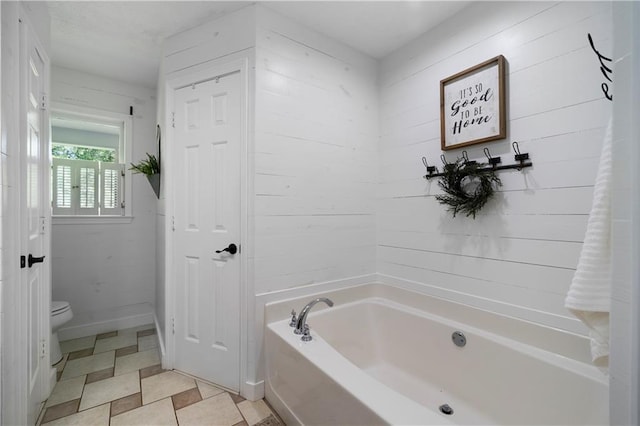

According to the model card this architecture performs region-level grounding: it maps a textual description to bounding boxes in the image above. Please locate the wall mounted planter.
[146,173,161,199]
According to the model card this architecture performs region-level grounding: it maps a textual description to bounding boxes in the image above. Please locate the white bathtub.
[264,284,609,425]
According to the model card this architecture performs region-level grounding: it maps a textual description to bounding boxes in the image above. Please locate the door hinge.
[172,318,175,335]
[171,112,176,128]
[40,339,46,358]
[121,201,126,209]
[40,94,48,111]
[40,217,46,235]
[172,216,175,232]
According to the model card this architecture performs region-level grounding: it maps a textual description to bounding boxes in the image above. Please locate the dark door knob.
[28,254,45,268]
[215,243,238,255]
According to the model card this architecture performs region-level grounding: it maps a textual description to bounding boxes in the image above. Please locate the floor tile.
[110,392,142,417]
[139,364,166,379]
[171,387,202,410]
[79,371,140,411]
[46,375,86,407]
[137,334,158,351]
[96,331,117,340]
[43,403,110,426]
[137,328,156,338]
[41,399,80,423]
[237,400,273,426]
[67,347,94,361]
[114,348,160,376]
[197,380,225,399]
[176,392,243,426]
[141,371,196,405]
[61,351,115,380]
[254,414,283,426]
[85,367,114,384]
[111,397,177,426]
[93,332,137,354]
[230,392,246,404]
[115,345,138,357]
[59,335,96,354]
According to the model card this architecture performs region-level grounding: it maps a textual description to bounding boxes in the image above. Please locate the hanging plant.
[435,158,502,218]
[129,153,160,175]
[130,153,160,198]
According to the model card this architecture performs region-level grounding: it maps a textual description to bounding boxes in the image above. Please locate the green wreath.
[435,159,502,218]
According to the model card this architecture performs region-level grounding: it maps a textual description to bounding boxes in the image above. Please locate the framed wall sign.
[440,55,506,151]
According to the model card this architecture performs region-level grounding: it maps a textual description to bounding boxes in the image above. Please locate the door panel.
[173,72,242,391]
[22,20,47,424]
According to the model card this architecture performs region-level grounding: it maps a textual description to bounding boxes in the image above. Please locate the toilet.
[51,301,73,365]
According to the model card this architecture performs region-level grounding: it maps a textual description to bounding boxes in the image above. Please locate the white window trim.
[52,215,133,225]
[51,102,133,219]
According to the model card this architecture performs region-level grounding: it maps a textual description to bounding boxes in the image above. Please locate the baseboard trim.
[242,380,265,401]
[57,312,155,341]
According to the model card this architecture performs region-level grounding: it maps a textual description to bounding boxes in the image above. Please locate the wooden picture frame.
[440,55,506,151]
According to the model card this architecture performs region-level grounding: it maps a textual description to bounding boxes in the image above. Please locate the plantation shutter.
[52,158,123,216]
[76,160,99,215]
[100,162,124,215]
[52,158,73,215]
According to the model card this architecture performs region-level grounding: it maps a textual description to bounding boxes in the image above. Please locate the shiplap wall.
[253,6,379,295]
[51,67,157,338]
[378,1,612,335]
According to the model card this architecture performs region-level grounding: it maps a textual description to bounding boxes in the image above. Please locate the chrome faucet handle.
[289,310,297,327]
[301,324,312,342]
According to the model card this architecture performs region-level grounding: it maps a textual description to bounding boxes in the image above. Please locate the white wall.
[610,1,640,424]
[378,1,612,335]
[51,66,157,339]
[252,6,378,296]
[249,4,379,392]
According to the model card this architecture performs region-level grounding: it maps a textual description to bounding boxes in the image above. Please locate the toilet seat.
[52,301,70,315]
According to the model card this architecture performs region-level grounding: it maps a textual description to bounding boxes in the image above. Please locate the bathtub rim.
[264,282,599,366]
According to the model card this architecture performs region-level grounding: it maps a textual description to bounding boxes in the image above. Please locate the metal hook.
[461,150,477,166]
[422,156,437,176]
[512,141,529,169]
[512,141,521,156]
[483,147,501,166]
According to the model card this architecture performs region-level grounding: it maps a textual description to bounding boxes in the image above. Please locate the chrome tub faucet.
[294,297,334,340]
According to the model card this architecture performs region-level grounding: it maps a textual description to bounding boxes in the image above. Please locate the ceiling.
[47,1,470,89]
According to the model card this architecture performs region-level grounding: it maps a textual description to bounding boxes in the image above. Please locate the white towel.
[564,118,612,367]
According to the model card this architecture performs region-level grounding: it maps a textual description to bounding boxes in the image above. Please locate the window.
[51,107,132,218]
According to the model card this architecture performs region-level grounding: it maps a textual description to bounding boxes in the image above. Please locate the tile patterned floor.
[39,325,282,426]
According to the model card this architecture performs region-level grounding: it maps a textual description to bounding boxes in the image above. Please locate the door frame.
[164,52,252,395]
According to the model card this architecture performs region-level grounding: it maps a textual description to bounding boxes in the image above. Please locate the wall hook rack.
[422,142,533,179]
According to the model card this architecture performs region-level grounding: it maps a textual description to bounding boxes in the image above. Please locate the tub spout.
[294,297,334,335]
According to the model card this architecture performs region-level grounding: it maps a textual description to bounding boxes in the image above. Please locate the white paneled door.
[173,72,242,391]
[21,18,49,424]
